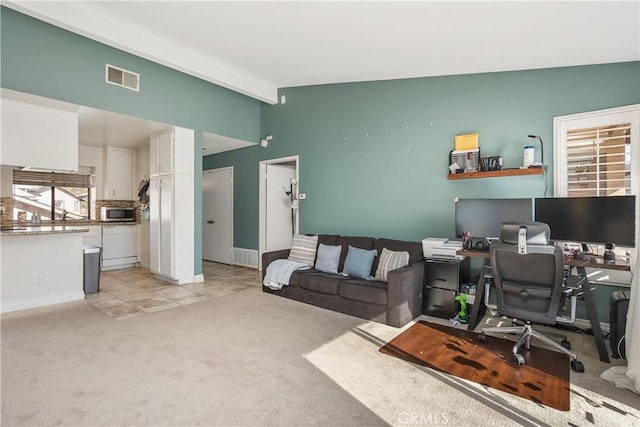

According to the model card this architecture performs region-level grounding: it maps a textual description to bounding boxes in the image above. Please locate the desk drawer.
[425,258,469,291]
[422,287,457,318]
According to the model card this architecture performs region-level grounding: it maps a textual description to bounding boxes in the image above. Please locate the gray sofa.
[262,234,425,327]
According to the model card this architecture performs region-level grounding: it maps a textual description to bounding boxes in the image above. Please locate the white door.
[265,163,296,252]
[202,168,233,264]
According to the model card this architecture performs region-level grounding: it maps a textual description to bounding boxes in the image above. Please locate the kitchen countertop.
[0,225,90,236]
[0,221,138,236]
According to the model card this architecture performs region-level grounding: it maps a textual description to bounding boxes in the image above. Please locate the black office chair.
[479,221,586,372]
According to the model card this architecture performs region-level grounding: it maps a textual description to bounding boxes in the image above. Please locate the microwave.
[100,207,135,222]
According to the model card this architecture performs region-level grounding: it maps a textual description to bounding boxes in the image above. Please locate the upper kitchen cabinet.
[1,98,78,171]
[150,130,174,177]
[105,147,136,200]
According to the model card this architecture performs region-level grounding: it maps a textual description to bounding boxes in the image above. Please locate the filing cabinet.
[422,258,470,319]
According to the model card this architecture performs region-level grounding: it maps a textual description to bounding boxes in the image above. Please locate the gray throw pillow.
[375,247,410,282]
[314,243,342,274]
[342,245,377,279]
[288,234,318,266]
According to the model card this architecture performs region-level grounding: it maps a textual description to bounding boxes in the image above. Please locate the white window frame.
[554,104,640,198]
[553,105,639,282]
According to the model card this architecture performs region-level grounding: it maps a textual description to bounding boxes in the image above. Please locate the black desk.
[459,249,630,363]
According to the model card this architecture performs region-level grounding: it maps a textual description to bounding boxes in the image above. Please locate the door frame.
[202,166,234,264]
[259,155,299,271]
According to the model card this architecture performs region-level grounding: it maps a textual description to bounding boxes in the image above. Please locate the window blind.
[13,170,92,187]
[565,123,631,197]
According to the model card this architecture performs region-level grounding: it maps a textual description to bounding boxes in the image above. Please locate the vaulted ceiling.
[6,1,639,105]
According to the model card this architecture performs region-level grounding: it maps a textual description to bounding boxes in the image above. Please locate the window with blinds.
[13,170,92,187]
[12,169,95,221]
[565,123,631,197]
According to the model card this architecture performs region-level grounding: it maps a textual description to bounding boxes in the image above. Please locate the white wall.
[0,166,15,197]
[1,232,85,313]
[78,145,104,199]
[1,98,78,171]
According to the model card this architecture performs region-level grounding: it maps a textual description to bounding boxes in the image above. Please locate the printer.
[421,237,463,260]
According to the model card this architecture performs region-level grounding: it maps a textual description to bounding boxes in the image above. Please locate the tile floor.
[86,261,261,319]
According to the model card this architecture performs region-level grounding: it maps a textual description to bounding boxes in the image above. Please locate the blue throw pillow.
[315,243,342,274]
[342,245,377,279]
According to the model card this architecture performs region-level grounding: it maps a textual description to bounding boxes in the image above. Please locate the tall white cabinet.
[149,127,195,284]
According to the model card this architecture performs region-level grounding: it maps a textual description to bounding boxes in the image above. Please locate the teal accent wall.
[205,62,640,249]
[1,7,263,275]
[205,62,639,324]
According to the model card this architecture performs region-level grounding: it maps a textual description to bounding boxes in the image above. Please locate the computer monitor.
[454,198,533,240]
[534,196,636,247]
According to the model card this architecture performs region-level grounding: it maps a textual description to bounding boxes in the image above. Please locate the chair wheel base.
[478,332,487,342]
[511,353,525,366]
[561,339,571,350]
[571,360,585,373]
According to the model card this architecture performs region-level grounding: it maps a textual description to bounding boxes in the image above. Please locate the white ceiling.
[6,1,639,105]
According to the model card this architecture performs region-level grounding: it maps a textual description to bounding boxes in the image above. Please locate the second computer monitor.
[454,198,533,240]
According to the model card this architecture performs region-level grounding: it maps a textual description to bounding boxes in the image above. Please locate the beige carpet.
[2,264,639,426]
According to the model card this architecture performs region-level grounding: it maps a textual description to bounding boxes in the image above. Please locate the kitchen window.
[12,167,95,221]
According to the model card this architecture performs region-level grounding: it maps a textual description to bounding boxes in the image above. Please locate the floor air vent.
[105,64,139,91]
[233,248,259,268]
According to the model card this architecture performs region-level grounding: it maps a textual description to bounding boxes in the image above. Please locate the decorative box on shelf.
[449,148,480,174]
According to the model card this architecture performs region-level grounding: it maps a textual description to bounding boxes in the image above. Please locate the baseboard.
[1,291,85,314]
[233,247,259,269]
[193,274,204,283]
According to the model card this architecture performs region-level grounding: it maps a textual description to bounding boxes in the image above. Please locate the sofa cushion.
[372,238,423,273]
[299,273,342,295]
[343,246,377,279]
[315,243,342,274]
[337,236,375,272]
[375,247,410,282]
[288,268,319,287]
[317,234,339,247]
[339,279,388,306]
[288,234,318,265]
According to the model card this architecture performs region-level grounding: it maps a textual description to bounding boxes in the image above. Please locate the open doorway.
[259,155,299,271]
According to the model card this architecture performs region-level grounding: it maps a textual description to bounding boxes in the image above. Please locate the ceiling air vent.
[105,64,140,92]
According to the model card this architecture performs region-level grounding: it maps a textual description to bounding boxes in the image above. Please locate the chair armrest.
[261,249,291,280]
[385,262,425,327]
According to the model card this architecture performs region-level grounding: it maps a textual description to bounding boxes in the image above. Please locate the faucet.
[62,210,68,223]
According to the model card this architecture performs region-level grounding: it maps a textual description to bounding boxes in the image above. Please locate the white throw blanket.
[263,259,311,290]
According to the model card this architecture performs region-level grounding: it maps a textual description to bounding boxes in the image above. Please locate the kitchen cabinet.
[105,147,135,199]
[150,130,174,177]
[150,176,174,278]
[148,127,194,284]
[1,97,78,172]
